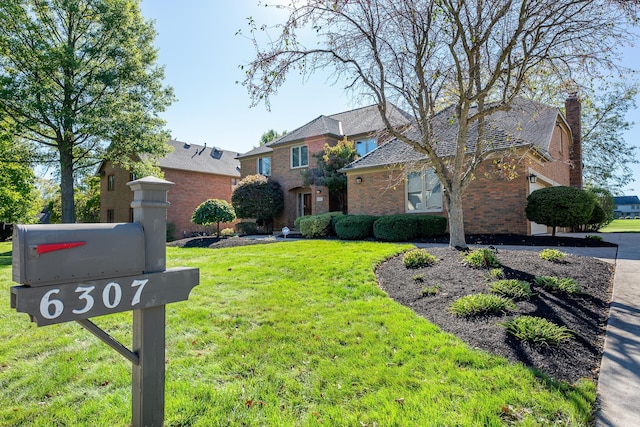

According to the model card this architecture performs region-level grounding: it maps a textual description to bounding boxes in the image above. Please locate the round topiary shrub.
[334,215,378,240]
[525,186,595,236]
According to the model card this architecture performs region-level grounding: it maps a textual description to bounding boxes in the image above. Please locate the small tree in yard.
[525,187,594,236]
[191,199,236,237]
[301,137,357,213]
[231,175,284,233]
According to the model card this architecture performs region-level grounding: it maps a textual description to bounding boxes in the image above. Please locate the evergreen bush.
[525,186,594,236]
[334,215,378,240]
[299,213,333,238]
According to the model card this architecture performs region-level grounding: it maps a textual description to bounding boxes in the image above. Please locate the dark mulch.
[376,247,615,384]
[419,233,617,247]
[167,236,278,249]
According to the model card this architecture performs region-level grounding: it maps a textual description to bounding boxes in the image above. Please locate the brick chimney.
[565,93,582,188]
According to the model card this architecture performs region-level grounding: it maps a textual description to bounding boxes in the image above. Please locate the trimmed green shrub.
[534,276,581,294]
[449,294,515,316]
[191,199,236,237]
[585,234,604,241]
[489,279,533,299]
[402,249,437,268]
[539,248,566,263]
[334,215,378,240]
[327,211,346,235]
[294,215,306,230]
[502,316,572,345]
[373,214,420,241]
[416,215,447,237]
[299,213,332,238]
[463,248,500,268]
[236,221,258,235]
[525,186,595,236]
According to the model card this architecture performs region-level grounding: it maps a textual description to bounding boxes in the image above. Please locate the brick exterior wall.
[346,120,573,235]
[99,162,237,240]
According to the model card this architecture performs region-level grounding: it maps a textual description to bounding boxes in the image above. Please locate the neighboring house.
[98,140,241,239]
[341,96,583,235]
[237,104,412,228]
[613,196,640,218]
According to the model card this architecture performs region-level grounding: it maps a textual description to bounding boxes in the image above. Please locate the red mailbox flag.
[36,241,86,255]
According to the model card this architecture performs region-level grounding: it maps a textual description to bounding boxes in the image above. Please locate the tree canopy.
[260,129,286,146]
[0,0,174,223]
[231,174,284,232]
[191,199,236,237]
[242,0,637,248]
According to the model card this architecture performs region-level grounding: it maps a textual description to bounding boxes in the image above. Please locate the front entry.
[297,192,312,217]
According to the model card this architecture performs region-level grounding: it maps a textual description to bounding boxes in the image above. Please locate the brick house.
[236,104,412,229]
[98,139,240,239]
[341,96,583,235]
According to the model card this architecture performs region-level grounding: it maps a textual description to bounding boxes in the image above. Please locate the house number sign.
[11,267,198,327]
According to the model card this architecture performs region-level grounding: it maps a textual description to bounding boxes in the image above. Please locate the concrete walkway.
[593,233,640,427]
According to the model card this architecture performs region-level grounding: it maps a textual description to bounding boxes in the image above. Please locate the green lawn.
[600,218,640,232]
[0,240,596,426]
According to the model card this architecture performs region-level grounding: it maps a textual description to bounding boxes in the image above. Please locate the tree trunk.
[59,141,76,224]
[444,186,467,249]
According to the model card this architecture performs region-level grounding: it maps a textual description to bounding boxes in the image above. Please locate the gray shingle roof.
[237,103,412,159]
[614,196,640,205]
[343,98,563,171]
[159,140,241,177]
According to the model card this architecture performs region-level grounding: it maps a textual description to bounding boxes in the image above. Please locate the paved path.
[593,233,640,427]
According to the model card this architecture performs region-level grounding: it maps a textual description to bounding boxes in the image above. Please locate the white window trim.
[405,169,443,213]
[257,156,271,176]
[290,145,309,169]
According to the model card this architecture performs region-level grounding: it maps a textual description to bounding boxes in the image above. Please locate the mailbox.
[13,223,145,287]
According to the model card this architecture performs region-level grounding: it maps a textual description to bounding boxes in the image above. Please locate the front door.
[303,193,312,216]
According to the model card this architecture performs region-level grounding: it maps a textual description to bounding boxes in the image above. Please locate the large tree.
[242,0,637,248]
[0,0,174,223]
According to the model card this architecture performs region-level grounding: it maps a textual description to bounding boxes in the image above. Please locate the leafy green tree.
[260,129,286,146]
[0,0,174,223]
[191,199,236,237]
[242,0,636,248]
[302,137,357,212]
[525,187,595,236]
[584,186,615,231]
[231,174,284,233]
[74,176,101,223]
[0,120,39,224]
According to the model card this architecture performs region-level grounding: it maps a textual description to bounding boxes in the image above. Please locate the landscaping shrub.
[334,215,378,240]
[221,228,235,237]
[402,248,437,268]
[449,293,515,316]
[585,234,604,241]
[299,213,332,238]
[502,316,572,345]
[525,186,595,236]
[373,214,420,241]
[236,221,258,235]
[294,215,306,230]
[422,285,440,296]
[327,211,345,235]
[539,248,566,263]
[489,279,533,299]
[534,276,581,295]
[416,215,447,237]
[463,248,500,268]
[191,198,236,237]
[489,268,505,279]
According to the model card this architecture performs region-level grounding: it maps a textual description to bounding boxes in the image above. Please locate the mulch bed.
[376,247,614,384]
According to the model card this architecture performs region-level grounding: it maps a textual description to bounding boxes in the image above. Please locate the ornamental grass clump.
[539,248,566,263]
[463,248,500,268]
[422,285,440,296]
[489,279,533,299]
[402,248,437,268]
[535,276,581,295]
[449,294,515,316]
[502,316,573,346]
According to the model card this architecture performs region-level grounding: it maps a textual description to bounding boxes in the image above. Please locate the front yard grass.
[0,241,596,426]
[600,218,640,232]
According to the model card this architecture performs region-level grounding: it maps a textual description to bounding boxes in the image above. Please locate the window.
[406,170,442,212]
[107,209,115,223]
[257,156,271,176]
[356,138,377,157]
[107,174,115,191]
[291,145,308,168]
[129,172,137,182]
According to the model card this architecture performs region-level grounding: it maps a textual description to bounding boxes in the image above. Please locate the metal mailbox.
[13,223,145,287]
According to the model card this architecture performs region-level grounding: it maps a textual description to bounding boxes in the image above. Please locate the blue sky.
[140,1,640,195]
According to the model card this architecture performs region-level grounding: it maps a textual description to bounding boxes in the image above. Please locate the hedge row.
[297,213,447,241]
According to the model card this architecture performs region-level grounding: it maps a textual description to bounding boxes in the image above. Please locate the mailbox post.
[128,177,173,427]
[10,176,198,427]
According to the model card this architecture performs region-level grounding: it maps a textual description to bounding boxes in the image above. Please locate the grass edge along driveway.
[0,241,595,426]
